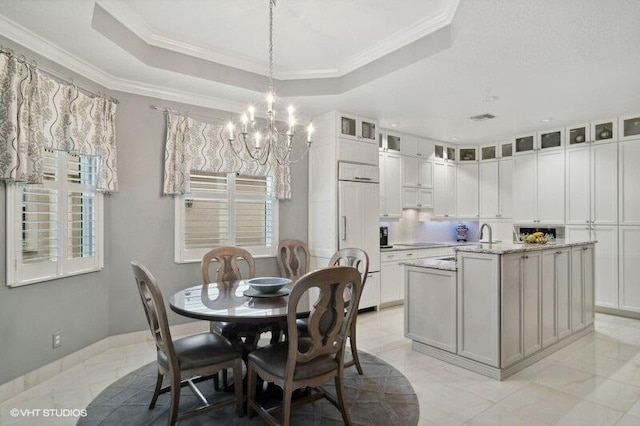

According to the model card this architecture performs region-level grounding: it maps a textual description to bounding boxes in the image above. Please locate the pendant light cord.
[268,0,275,93]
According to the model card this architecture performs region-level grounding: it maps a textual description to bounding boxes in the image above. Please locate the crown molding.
[95,0,460,80]
[0,13,250,113]
[340,0,459,76]
[0,13,114,88]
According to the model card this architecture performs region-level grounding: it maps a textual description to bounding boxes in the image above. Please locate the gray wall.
[0,37,308,385]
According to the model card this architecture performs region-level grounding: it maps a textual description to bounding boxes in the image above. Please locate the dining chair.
[328,248,369,375]
[247,266,363,426]
[131,262,243,426]
[201,246,271,387]
[296,248,369,374]
[276,239,310,280]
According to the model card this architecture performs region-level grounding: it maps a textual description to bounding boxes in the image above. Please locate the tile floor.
[2,308,640,425]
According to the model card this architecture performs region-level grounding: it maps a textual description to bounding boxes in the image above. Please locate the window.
[6,149,104,287]
[175,172,279,262]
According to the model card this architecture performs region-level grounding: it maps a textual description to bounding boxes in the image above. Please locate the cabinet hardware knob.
[417,204,422,207]
[406,253,413,256]
[383,214,389,216]
[555,251,562,255]
[417,183,422,187]
[586,220,590,223]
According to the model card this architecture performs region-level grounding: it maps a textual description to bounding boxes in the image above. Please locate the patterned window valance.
[0,52,118,193]
[163,112,291,200]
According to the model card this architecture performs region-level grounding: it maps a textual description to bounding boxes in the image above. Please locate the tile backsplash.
[380,209,480,244]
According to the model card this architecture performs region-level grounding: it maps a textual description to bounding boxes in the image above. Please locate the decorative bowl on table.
[246,277,292,294]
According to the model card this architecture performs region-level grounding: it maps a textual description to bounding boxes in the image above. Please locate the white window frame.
[175,172,279,263]
[5,151,104,287]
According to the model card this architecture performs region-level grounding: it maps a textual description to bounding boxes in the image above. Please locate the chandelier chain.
[268,0,274,92]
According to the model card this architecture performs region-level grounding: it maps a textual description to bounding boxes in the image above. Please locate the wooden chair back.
[201,246,256,283]
[131,262,177,367]
[285,266,362,368]
[276,239,310,280]
[329,247,369,304]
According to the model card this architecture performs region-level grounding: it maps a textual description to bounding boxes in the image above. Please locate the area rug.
[79,351,419,425]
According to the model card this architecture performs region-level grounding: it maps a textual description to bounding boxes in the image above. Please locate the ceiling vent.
[469,113,496,122]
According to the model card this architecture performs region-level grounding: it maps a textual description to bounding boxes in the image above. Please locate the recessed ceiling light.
[483,95,499,102]
[390,123,398,127]
[450,136,459,141]
[540,117,552,123]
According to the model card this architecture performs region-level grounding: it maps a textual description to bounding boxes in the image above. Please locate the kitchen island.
[404,241,595,380]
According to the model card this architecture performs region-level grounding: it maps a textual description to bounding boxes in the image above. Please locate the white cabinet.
[457,252,500,367]
[566,224,619,310]
[337,137,379,165]
[456,163,479,218]
[479,160,499,218]
[566,142,617,226]
[402,187,433,209]
[479,158,512,219]
[541,248,571,347]
[378,130,402,153]
[513,150,565,224]
[381,260,401,305]
[592,226,618,309]
[619,226,640,313]
[522,252,542,356]
[619,140,640,225]
[338,113,377,142]
[402,135,434,158]
[513,153,537,222]
[361,272,380,312]
[339,180,380,272]
[565,146,591,225]
[571,245,595,331]
[591,118,618,144]
[379,152,402,218]
[433,161,457,218]
[619,113,640,141]
[402,157,433,188]
[538,128,565,151]
[405,266,457,353]
[499,159,513,219]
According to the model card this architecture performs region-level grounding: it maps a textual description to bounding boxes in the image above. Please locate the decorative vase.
[599,128,611,139]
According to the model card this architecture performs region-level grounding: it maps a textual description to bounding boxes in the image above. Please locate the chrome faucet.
[479,223,493,244]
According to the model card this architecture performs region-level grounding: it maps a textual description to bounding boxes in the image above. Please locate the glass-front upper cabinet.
[338,113,377,142]
[619,113,640,141]
[434,144,456,162]
[458,146,478,162]
[386,132,402,152]
[501,142,513,158]
[591,118,617,143]
[446,146,456,162]
[538,128,564,150]
[480,144,498,161]
[514,134,535,155]
[565,123,590,147]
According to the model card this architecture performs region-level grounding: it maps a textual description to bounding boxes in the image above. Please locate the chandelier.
[226,0,313,166]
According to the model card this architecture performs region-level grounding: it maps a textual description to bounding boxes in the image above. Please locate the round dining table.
[169,279,311,326]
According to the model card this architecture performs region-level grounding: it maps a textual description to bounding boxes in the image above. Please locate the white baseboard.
[0,321,209,404]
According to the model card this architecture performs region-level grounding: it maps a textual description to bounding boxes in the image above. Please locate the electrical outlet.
[53,332,62,349]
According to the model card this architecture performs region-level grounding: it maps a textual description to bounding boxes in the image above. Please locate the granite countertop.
[455,240,595,255]
[402,258,457,271]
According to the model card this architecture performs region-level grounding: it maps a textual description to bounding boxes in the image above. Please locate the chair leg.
[349,320,363,375]
[334,371,352,426]
[149,371,163,409]
[233,360,244,417]
[213,372,220,391]
[246,363,257,418]
[222,368,228,388]
[282,383,293,426]
[168,371,181,426]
